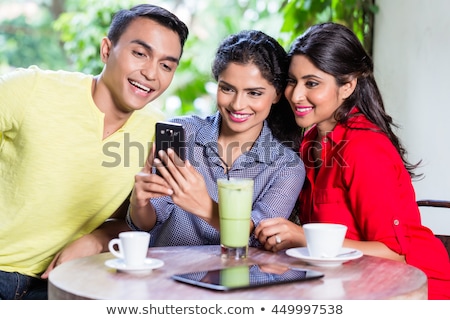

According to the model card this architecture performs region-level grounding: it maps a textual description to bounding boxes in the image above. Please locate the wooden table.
[48,245,427,300]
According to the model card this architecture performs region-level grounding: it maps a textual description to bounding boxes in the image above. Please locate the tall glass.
[217,178,254,259]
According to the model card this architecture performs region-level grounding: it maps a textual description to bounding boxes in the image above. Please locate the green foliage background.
[0,0,377,116]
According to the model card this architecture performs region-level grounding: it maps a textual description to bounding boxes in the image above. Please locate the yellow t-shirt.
[0,66,164,277]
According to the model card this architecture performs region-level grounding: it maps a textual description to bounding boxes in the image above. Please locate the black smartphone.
[171,264,324,291]
[155,121,186,174]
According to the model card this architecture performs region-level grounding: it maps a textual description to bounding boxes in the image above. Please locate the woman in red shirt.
[255,22,450,299]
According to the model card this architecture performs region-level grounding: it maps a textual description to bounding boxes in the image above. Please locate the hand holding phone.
[155,121,186,175]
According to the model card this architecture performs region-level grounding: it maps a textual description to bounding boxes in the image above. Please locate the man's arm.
[41,197,131,279]
[92,196,132,251]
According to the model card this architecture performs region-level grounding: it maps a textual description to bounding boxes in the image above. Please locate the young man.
[0,4,188,299]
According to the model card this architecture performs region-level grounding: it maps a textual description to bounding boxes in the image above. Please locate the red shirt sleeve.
[341,130,419,254]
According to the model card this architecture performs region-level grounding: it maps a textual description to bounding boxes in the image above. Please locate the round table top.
[48,245,427,300]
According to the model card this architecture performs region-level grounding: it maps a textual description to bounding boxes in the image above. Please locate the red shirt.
[299,110,450,299]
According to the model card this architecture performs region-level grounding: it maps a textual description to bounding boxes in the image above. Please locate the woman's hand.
[255,217,306,252]
[155,148,218,228]
[129,145,173,230]
[130,145,173,209]
[256,218,406,262]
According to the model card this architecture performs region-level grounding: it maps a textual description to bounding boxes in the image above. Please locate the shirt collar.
[302,106,370,147]
[196,111,280,165]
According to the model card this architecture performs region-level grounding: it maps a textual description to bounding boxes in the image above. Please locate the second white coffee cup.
[108,231,150,267]
[303,223,347,258]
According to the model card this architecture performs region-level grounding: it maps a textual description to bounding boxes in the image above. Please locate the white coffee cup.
[108,231,150,267]
[303,223,347,258]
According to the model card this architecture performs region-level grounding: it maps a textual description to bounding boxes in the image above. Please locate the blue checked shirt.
[127,112,305,247]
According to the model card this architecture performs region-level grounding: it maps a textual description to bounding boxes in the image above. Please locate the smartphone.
[171,264,324,291]
[155,121,186,174]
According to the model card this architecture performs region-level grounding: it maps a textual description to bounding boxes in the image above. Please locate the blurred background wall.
[374,0,450,234]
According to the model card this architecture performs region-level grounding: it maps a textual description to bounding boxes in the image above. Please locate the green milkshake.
[217,178,254,259]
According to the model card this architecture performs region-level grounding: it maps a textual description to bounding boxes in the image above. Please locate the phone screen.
[171,264,324,291]
[154,122,185,176]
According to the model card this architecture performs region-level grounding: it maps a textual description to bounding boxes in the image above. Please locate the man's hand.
[41,216,131,279]
[41,234,102,279]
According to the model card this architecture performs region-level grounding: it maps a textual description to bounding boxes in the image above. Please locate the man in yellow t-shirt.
[0,4,188,299]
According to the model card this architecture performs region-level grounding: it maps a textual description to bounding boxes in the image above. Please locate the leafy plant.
[280,0,378,54]
[0,0,378,115]
[0,2,66,71]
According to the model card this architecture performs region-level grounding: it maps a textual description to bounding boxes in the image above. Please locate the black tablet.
[171,264,324,291]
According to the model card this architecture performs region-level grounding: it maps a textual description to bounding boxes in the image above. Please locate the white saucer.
[105,258,164,274]
[285,247,363,267]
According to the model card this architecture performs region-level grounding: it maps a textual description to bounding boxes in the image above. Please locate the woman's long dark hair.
[212,30,302,151]
[288,22,421,178]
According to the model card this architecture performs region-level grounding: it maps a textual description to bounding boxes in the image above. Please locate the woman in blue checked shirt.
[127,30,305,247]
